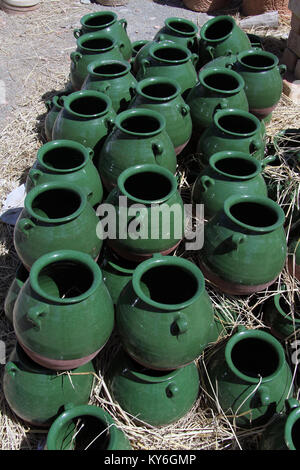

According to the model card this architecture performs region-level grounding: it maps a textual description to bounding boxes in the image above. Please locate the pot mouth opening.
[166,18,197,35]
[39,143,87,172]
[239,52,277,70]
[211,153,259,179]
[216,112,259,136]
[80,37,114,52]
[152,45,189,63]
[28,187,83,222]
[225,197,283,232]
[82,12,116,28]
[55,414,111,450]
[276,293,300,321]
[202,16,234,42]
[91,61,129,77]
[118,112,163,136]
[201,70,242,94]
[139,80,179,101]
[288,414,300,450]
[68,95,109,117]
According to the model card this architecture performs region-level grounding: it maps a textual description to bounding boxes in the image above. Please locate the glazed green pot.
[25,140,103,207]
[199,15,251,66]
[186,67,249,132]
[44,95,66,142]
[82,59,137,113]
[206,328,293,427]
[131,40,150,61]
[70,31,123,90]
[260,398,300,450]
[104,165,184,261]
[192,151,268,219]
[136,41,198,99]
[154,17,199,53]
[4,264,29,323]
[13,250,114,370]
[197,108,265,165]
[46,404,131,450]
[233,49,286,121]
[73,10,132,61]
[116,254,218,370]
[14,182,102,269]
[247,33,263,49]
[107,349,199,426]
[52,90,116,158]
[129,76,192,154]
[198,195,287,295]
[98,108,177,191]
[132,40,157,75]
[264,290,300,341]
[3,343,95,427]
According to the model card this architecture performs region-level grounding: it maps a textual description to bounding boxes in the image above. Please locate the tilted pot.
[4,264,29,323]
[44,95,67,142]
[131,40,150,61]
[264,289,300,341]
[13,250,114,370]
[154,17,199,54]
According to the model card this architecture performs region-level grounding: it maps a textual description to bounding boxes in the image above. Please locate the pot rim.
[132,39,150,54]
[30,250,102,305]
[132,255,206,311]
[225,329,286,384]
[214,108,261,138]
[115,108,166,137]
[149,41,191,64]
[37,140,90,174]
[199,67,245,95]
[223,194,285,233]
[117,163,178,205]
[165,17,198,37]
[24,181,87,224]
[209,151,262,180]
[80,10,117,29]
[135,76,181,102]
[273,292,300,325]
[76,31,117,52]
[87,58,131,78]
[237,49,279,71]
[200,15,235,43]
[46,404,119,450]
[63,90,112,119]
[285,405,300,450]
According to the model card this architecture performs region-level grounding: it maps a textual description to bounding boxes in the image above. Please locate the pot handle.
[250,137,263,153]
[28,169,43,186]
[105,117,115,132]
[177,103,190,117]
[27,304,49,331]
[200,175,215,192]
[261,155,276,168]
[45,99,53,111]
[18,218,36,236]
[70,51,82,65]
[73,28,82,39]
[87,148,94,159]
[205,46,215,60]
[119,18,128,30]
[285,398,300,413]
[152,141,164,156]
[173,313,188,335]
[191,53,198,68]
[166,382,179,398]
[96,81,111,94]
[140,58,150,77]
[278,64,287,76]
[256,386,271,407]
[231,233,247,250]
[157,34,166,41]
[5,362,19,378]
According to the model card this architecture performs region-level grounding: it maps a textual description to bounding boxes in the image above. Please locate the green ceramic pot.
[247,33,263,49]
[260,398,300,450]
[73,10,132,61]
[3,343,95,427]
[136,41,198,99]
[186,67,249,132]
[14,182,102,269]
[197,108,265,165]
[201,53,237,71]
[192,151,268,219]
[264,290,300,341]
[13,250,114,370]
[44,95,65,142]
[131,40,150,60]
[198,195,287,295]
[4,264,29,323]
[46,404,131,450]
[129,76,192,154]
[82,59,137,113]
[107,349,199,426]
[233,49,286,121]
[199,15,251,66]
[287,236,300,281]
[206,328,293,427]
[132,40,157,75]
[25,140,103,207]
[97,108,177,191]
[70,31,123,90]
[104,165,184,261]
[116,254,217,370]
[154,17,199,53]
[52,90,116,158]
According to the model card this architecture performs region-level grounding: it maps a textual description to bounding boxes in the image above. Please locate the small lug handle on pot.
[27,304,49,331]
[105,117,115,132]
[119,18,128,30]
[97,81,111,94]
[166,383,179,398]
[279,64,287,76]
[191,53,198,67]
[140,58,150,77]
[177,103,190,117]
[225,49,234,57]
[5,362,19,378]
[158,34,166,42]
[231,233,247,250]
[87,148,94,160]
[73,28,82,39]
[70,51,82,65]
[152,141,164,156]
[261,155,276,168]
[45,99,53,111]
[87,191,93,203]
[257,386,271,407]
[173,313,188,335]
[29,169,43,186]
[285,398,300,414]
[250,138,263,153]
[200,175,215,192]
[206,46,215,60]
[18,218,36,236]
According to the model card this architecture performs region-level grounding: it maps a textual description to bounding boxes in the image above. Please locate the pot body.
[3,344,95,426]
[44,96,64,141]
[153,17,199,53]
[264,292,300,340]
[107,350,199,426]
[4,264,29,323]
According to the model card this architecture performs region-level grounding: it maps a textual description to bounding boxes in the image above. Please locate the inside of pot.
[214,157,257,177]
[121,114,160,134]
[168,20,195,34]
[85,13,114,27]
[140,265,198,305]
[217,114,257,135]
[42,147,85,170]
[93,62,127,75]
[37,260,94,299]
[279,294,300,320]
[204,73,239,92]
[153,46,187,62]
[229,201,278,228]
[204,19,233,40]
[124,171,172,201]
[81,37,113,51]
[58,415,110,450]
[231,337,279,378]
[69,96,107,116]
[292,417,300,449]
[31,188,81,219]
[141,82,177,99]
[240,54,275,69]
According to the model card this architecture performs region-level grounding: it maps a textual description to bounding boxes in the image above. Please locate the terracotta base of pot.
[1,1,40,13]
[250,105,275,121]
[287,256,300,281]
[108,240,182,262]
[175,138,191,156]
[198,258,279,295]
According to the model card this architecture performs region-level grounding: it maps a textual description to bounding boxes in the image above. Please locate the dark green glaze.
[201,53,237,71]
[264,290,300,340]
[154,17,199,53]
[104,165,184,261]
[116,254,217,370]
[70,31,123,90]
[3,343,95,426]
[44,96,65,142]
[25,140,103,207]
[107,349,199,426]
[73,11,132,61]
[129,77,192,153]
[206,328,293,427]
[4,264,29,323]
[82,59,137,113]
[192,151,268,218]
[197,109,265,164]
[199,15,251,66]
[131,40,150,60]
[13,251,114,369]
[132,40,157,75]
[136,41,198,99]
[186,67,248,132]
[98,108,176,191]
[14,182,102,269]
[46,404,131,450]
[52,90,116,157]
[260,398,300,450]
[199,195,287,291]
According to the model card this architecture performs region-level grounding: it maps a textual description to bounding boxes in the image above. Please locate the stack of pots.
[3,9,297,449]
